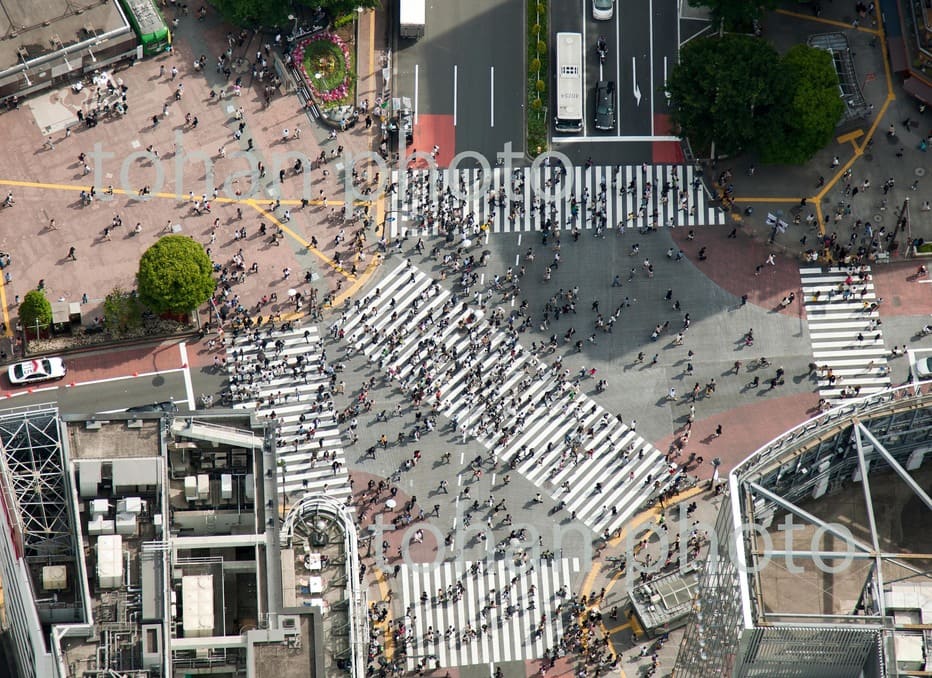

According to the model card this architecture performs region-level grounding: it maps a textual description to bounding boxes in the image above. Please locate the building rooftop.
[0,0,129,76]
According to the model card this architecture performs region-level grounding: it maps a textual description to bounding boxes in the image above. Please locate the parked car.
[7,358,66,385]
[593,0,615,20]
[594,80,616,131]
[125,401,178,414]
[915,356,932,379]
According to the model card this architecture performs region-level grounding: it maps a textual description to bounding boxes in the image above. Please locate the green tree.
[300,0,381,20]
[211,0,291,27]
[667,35,780,157]
[18,289,52,330]
[103,287,143,334]
[758,45,844,165]
[688,0,777,31]
[137,236,215,316]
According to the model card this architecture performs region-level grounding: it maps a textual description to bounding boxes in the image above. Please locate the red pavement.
[652,114,684,163]
[656,389,820,477]
[671,226,803,315]
[0,338,190,396]
[350,469,441,565]
[410,114,456,169]
[871,260,932,318]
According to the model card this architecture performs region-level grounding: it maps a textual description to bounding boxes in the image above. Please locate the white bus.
[554,32,583,133]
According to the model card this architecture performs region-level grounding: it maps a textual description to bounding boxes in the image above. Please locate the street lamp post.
[288,13,298,39]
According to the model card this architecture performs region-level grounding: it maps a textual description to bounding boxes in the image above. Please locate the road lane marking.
[649,0,655,134]
[453,64,458,126]
[179,341,196,410]
[552,134,679,142]
[632,57,641,106]
[414,63,419,125]
[490,66,495,127]
[615,4,621,134]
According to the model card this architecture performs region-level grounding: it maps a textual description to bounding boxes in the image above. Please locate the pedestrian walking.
[67,246,76,261]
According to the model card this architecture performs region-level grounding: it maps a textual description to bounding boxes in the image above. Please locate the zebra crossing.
[386,163,726,237]
[398,557,580,668]
[225,325,353,504]
[339,262,685,535]
[800,266,892,399]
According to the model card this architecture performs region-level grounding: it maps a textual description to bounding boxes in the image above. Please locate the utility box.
[399,0,425,39]
[220,474,233,500]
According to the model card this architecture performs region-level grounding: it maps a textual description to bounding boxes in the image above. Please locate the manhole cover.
[916,167,926,176]
[873,214,883,223]
[864,153,873,162]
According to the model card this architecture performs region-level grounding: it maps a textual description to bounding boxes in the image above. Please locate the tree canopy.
[19,289,52,329]
[758,45,845,164]
[667,34,781,157]
[211,0,380,27]
[688,0,776,31]
[137,236,215,316]
[103,287,143,334]
[667,36,844,163]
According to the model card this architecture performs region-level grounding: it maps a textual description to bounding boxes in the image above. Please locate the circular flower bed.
[293,32,353,104]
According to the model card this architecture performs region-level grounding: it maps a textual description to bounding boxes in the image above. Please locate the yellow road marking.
[775,8,881,35]
[836,129,863,144]
[0,178,371,320]
[331,194,385,308]
[629,609,645,639]
[246,200,354,278]
[372,566,395,660]
[605,621,632,635]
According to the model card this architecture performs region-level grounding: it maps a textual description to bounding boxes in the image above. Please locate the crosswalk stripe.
[336,262,690,535]
[800,265,891,400]
[386,164,726,237]
[399,558,579,668]
[225,325,354,504]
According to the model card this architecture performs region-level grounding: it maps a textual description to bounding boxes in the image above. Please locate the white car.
[915,356,932,379]
[593,0,614,20]
[7,358,67,385]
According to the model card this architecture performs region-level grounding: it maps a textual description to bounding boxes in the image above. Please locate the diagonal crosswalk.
[337,262,688,535]
[225,324,353,504]
[386,163,725,237]
[397,557,579,669]
[800,265,891,399]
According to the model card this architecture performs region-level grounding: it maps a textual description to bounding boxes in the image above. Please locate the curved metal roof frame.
[731,385,932,630]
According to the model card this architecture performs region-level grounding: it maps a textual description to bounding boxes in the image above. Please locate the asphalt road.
[4,370,191,414]
[550,0,679,163]
[394,0,525,161]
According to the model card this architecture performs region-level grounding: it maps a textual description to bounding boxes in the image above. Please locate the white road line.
[615,3,621,134]
[64,367,186,389]
[681,23,712,46]
[453,64,458,127]
[649,0,655,134]
[553,134,680,142]
[490,66,495,127]
[414,63,420,125]
[179,342,195,410]
[632,57,641,106]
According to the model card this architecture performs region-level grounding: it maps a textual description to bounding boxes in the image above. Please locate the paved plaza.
[0,1,930,677]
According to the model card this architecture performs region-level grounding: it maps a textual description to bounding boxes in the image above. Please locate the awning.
[904,76,932,104]
[887,35,908,73]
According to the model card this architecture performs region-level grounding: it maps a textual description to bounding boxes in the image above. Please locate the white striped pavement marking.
[338,262,689,534]
[800,265,891,400]
[225,325,354,504]
[386,164,725,237]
